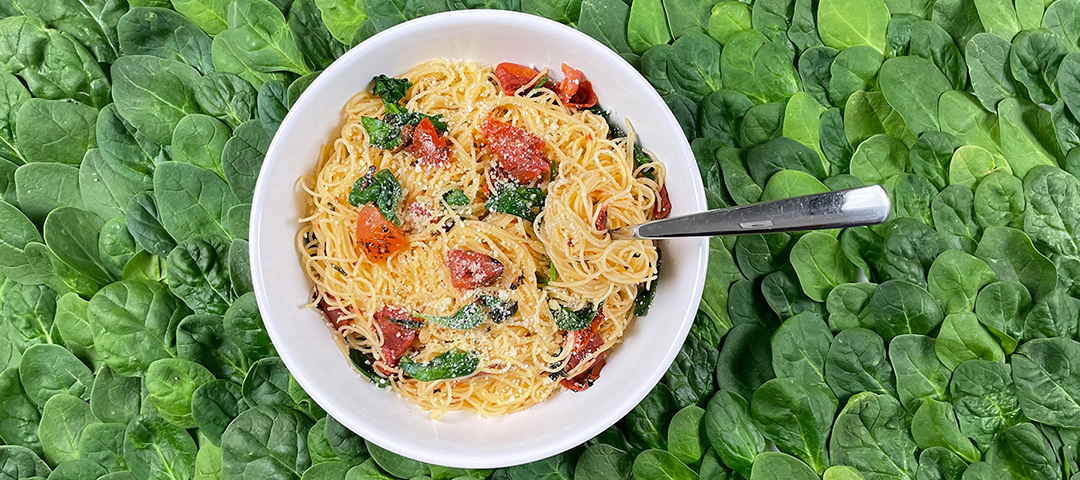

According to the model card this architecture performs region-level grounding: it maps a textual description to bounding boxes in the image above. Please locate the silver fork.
[610,185,891,240]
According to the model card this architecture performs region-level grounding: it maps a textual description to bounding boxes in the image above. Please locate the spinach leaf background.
[2,0,1080,478]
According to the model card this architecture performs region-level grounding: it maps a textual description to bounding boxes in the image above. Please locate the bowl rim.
[250,8,709,468]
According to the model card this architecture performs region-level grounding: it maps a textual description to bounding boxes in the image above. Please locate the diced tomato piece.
[445,248,505,290]
[560,311,606,391]
[556,64,581,102]
[654,185,671,219]
[566,80,597,109]
[595,206,608,232]
[556,64,598,109]
[563,311,604,374]
[561,353,606,391]
[482,118,550,184]
[373,306,421,371]
[406,117,449,167]
[355,204,408,261]
[494,63,543,95]
[316,293,350,329]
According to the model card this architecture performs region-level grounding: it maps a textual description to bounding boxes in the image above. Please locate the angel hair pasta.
[297,59,669,418]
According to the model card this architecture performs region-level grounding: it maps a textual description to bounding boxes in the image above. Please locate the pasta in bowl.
[299,60,669,417]
[251,9,705,468]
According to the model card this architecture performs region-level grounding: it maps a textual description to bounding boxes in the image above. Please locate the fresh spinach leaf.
[750,377,837,474]
[0,16,111,108]
[223,120,271,203]
[118,7,214,73]
[124,414,198,480]
[39,394,98,466]
[86,280,190,377]
[195,73,258,130]
[829,392,918,480]
[153,161,239,244]
[145,357,215,428]
[348,168,402,225]
[416,302,483,330]
[889,334,951,414]
[399,349,479,382]
[485,186,545,222]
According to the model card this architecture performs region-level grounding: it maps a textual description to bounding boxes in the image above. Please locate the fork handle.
[623,185,891,239]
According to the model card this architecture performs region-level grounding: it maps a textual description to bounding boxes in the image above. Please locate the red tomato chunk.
[406,117,449,167]
[373,305,420,372]
[445,248,505,290]
[494,62,544,95]
[355,204,407,261]
[555,64,597,109]
[482,118,550,184]
[560,311,606,391]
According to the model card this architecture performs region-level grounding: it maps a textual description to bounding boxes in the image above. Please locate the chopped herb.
[551,301,603,331]
[372,75,412,105]
[348,349,389,388]
[550,158,558,180]
[634,250,660,316]
[537,258,557,286]
[485,186,545,222]
[443,189,470,210]
[348,168,402,225]
[361,116,404,149]
[416,302,483,329]
[480,295,518,323]
[399,348,479,381]
[530,76,549,94]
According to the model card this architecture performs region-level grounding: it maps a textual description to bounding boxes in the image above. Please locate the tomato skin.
[555,64,598,109]
[355,204,408,261]
[595,206,608,232]
[445,248,505,290]
[373,305,420,371]
[481,118,550,184]
[317,294,350,329]
[561,353,606,391]
[494,63,543,95]
[560,311,606,391]
[406,117,449,167]
[654,185,671,219]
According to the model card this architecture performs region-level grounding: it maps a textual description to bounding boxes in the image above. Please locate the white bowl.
[249,9,708,469]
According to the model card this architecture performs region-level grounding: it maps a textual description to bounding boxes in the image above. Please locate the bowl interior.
[250,10,708,468]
